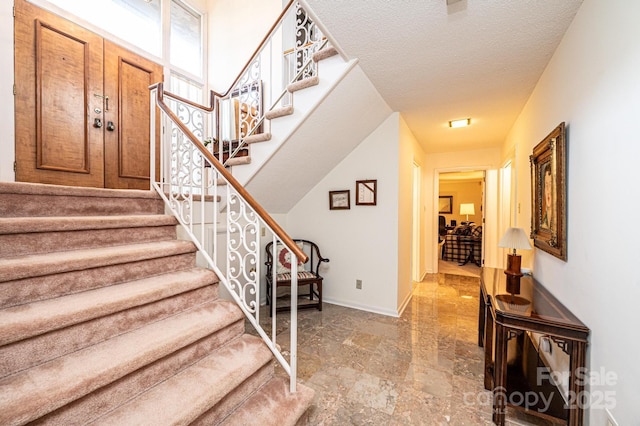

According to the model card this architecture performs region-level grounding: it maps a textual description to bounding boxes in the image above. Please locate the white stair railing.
[215,0,328,164]
[159,2,330,168]
[147,0,339,394]
[151,82,305,392]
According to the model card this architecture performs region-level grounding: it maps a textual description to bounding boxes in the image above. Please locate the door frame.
[412,161,422,282]
[434,166,496,273]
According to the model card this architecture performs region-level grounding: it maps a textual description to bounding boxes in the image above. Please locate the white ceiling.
[303,0,583,153]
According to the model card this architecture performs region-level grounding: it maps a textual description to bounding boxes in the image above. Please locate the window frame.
[31,0,207,90]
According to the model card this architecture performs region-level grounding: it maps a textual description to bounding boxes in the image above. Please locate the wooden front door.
[14,0,162,189]
[104,41,162,189]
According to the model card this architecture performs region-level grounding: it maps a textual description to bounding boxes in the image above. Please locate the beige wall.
[0,1,13,181]
[286,113,398,316]
[206,0,281,91]
[397,114,426,314]
[502,0,640,423]
[439,180,483,226]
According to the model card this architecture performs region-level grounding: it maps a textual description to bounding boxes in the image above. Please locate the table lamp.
[497,227,532,308]
[460,203,475,222]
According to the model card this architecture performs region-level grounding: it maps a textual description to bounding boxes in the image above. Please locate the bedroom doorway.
[437,170,485,275]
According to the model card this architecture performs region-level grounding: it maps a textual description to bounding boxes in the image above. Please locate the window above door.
[42,0,205,81]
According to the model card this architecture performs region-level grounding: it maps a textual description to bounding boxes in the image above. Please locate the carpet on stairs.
[0,181,314,425]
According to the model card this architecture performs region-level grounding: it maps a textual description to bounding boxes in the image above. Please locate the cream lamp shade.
[460,203,475,221]
[498,227,532,255]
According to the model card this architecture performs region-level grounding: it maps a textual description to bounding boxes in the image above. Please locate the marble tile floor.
[438,259,481,278]
[247,273,554,425]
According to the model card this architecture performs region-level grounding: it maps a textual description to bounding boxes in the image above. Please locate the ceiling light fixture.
[449,118,471,128]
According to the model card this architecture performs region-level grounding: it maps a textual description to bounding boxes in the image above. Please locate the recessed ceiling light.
[449,118,471,128]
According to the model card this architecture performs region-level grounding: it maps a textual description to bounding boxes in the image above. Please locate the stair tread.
[312,45,338,62]
[92,334,272,426]
[287,76,319,93]
[0,214,177,235]
[219,377,315,426]
[0,267,218,346]
[265,105,294,120]
[226,156,252,166]
[0,299,244,426]
[0,182,161,200]
[0,240,196,283]
[244,132,272,144]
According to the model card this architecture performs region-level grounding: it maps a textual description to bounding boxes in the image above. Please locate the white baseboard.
[397,291,413,316]
[323,297,400,318]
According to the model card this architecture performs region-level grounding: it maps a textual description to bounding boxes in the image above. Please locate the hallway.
[251,273,549,425]
[438,259,481,278]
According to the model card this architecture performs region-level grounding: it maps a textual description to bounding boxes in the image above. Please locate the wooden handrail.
[150,82,308,264]
[282,37,327,56]
[163,88,216,112]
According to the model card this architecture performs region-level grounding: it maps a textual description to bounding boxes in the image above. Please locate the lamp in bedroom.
[459,203,475,222]
[497,227,532,307]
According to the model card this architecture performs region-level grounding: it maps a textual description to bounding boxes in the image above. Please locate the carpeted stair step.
[0,240,198,308]
[191,361,275,425]
[226,156,252,166]
[0,182,314,425]
[0,267,218,347]
[0,269,219,378]
[265,105,294,120]
[217,377,316,426]
[90,334,274,426]
[0,299,245,425]
[0,182,163,218]
[312,45,338,62]
[244,132,272,144]
[0,215,179,257]
[32,314,245,425]
[0,268,218,364]
[287,75,319,93]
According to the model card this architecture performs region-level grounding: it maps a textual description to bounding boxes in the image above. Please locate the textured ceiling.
[303,0,583,153]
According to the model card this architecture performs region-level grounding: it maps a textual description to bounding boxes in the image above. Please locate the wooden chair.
[265,239,329,315]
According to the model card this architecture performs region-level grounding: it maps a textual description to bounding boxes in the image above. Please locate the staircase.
[0,182,314,425]
[214,46,341,174]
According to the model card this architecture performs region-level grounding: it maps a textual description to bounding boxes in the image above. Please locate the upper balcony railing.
[149,1,337,393]
[166,1,330,167]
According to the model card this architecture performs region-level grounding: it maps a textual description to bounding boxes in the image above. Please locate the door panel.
[104,41,162,189]
[15,0,105,187]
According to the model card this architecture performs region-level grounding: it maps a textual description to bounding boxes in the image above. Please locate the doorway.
[437,170,485,274]
[412,162,421,281]
[14,0,162,189]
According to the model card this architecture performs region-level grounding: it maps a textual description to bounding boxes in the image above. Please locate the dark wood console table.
[479,268,590,425]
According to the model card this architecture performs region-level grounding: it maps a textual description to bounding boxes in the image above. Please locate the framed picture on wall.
[356,180,377,206]
[329,190,350,210]
[530,122,567,261]
[438,196,453,214]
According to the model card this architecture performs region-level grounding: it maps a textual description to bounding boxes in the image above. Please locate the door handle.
[94,94,109,111]
[107,121,115,131]
[93,118,103,128]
